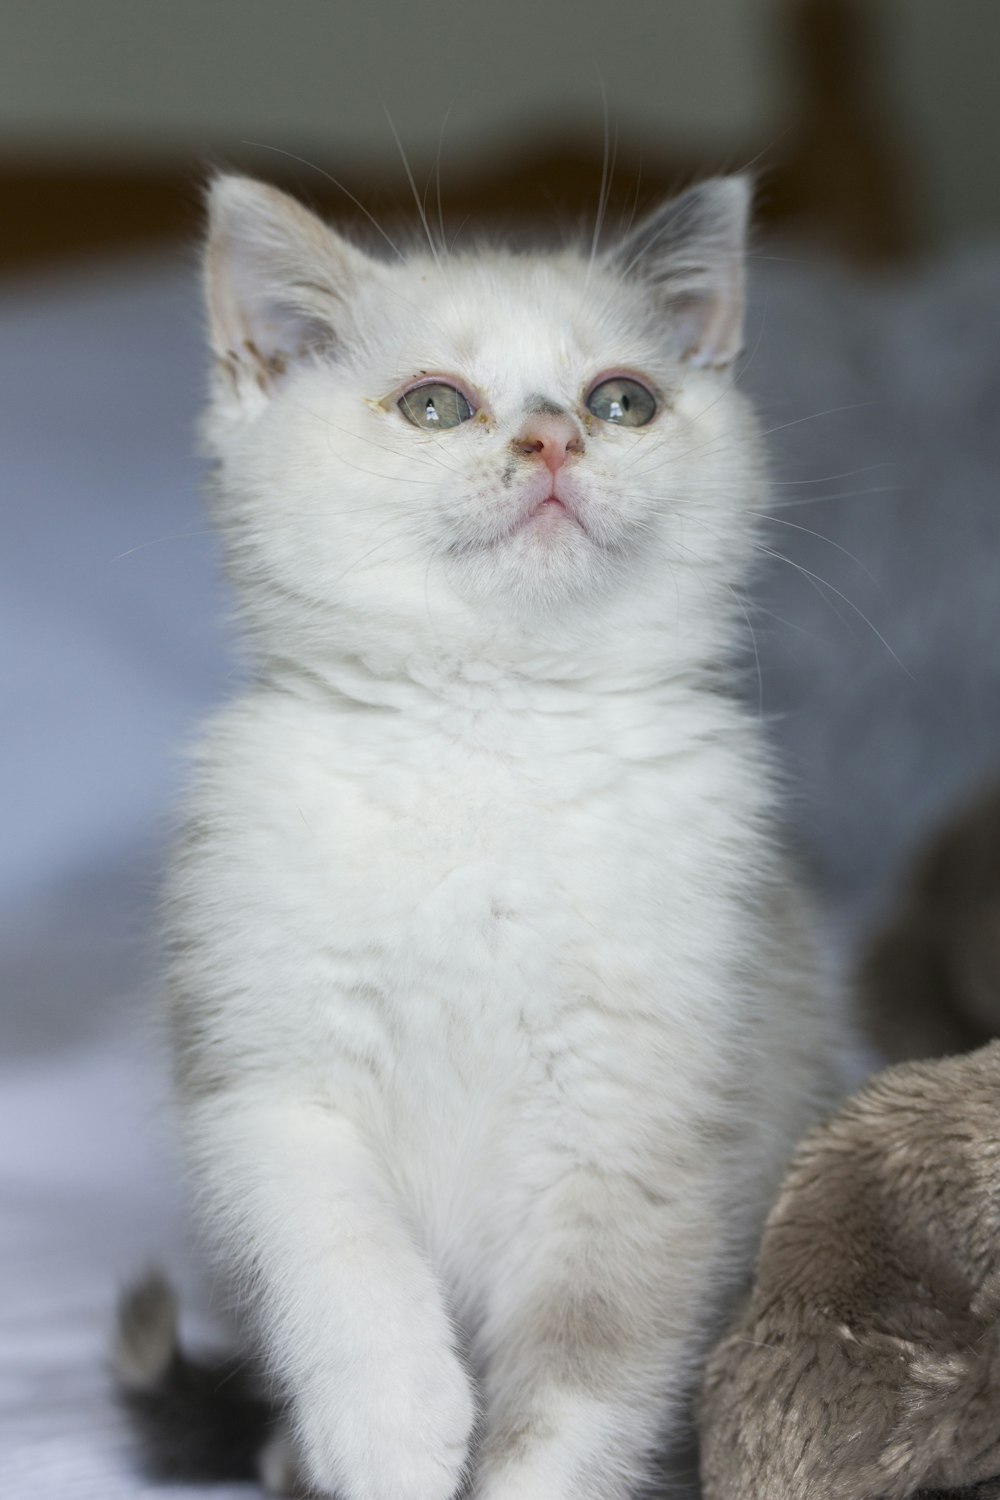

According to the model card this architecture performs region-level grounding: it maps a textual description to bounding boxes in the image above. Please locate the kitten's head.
[202,173,763,679]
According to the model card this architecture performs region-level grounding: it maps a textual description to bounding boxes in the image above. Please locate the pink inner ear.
[613,177,748,370]
[210,236,332,372]
[204,176,365,383]
[678,278,744,369]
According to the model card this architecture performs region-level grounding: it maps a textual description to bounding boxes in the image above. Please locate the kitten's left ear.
[610,176,750,368]
[204,174,380,396]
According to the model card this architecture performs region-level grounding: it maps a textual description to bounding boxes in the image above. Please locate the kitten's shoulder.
[173,682,350,850]
[188,678,339,769]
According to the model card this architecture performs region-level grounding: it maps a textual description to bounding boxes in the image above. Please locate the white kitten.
[165,173,841,1500]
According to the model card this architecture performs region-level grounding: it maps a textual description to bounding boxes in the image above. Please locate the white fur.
[167,175,841,1500]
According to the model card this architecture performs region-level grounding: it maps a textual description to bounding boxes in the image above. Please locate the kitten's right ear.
[610,176,751,368]
[204,175,378,402]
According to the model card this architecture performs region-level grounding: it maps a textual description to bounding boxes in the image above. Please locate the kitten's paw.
[296,1342,475,1500]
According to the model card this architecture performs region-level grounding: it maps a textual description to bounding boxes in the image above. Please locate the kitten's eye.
[397,383,474,431]
[586,377,656,427]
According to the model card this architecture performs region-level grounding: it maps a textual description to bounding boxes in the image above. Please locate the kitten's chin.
[449,518,616,615]
[497,485,595,562]
[441,476,646,611]
[514,493,587,539]
[446,480,593,560]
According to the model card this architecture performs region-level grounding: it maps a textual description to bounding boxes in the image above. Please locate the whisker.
[109,528,214,563]
[748,603,835,646]
[448,214,472,255]
[725,582,763,717]
[283,505,429,520]
[735,273,769,387]
[677,510,911,677]
[626,402,883,483]
[585,76,615,289]
[313,447,441,487]
[621,430,671,473]
[748,511,881,585]
[765,485,897,509]
[751,542,912,678]
[617,140,644,242]
[772,465,890,487]
[434,101,458,255]
[756,402,879,442]
[383,105,443,270]
[281,396,464,481]
[728,124,793,181]
[240,141,406,264]
[325,522,437,593]
[652,528,765,712]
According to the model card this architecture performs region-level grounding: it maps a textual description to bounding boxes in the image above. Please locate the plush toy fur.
[699,1040,1000,1500]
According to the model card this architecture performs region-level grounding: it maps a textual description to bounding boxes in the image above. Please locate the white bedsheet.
[3,241,999,1496]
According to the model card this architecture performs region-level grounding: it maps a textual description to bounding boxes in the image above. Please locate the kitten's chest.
[317,749,691,953]
[349,776,749,1236]
[214,694,763,1091]
[309,746,747,1053]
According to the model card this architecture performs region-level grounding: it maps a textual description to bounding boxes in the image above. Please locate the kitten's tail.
[111,1271,292,1491]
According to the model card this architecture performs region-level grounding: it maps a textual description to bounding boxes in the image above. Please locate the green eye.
[397,383,474,431]
[586,377,656,427]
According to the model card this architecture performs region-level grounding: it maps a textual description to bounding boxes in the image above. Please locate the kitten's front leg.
[188,1091,476,1500]
[473,1171,721,1500]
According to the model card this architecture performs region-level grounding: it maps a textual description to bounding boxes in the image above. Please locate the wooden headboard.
[0,0,917,278]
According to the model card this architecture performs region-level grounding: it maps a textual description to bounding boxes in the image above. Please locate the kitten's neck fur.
[261,621,736,708]
[233,507,754,723]
[257,647,748,807]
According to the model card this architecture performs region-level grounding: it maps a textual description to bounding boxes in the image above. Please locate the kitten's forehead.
[380,251,654,410]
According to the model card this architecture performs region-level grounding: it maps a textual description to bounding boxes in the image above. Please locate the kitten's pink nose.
[511,414,584,474]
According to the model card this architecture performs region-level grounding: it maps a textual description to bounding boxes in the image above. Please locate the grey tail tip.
[111,1269,274,1485]
[112,1268,179,1391]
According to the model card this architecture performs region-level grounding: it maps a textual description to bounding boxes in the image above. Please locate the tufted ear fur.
[611,176,750,368]
[204,175,379,398]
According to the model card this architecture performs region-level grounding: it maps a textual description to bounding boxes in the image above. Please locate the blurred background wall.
[4,0,1000,1013]
[2,0,998,274]
[4,0,1000,958]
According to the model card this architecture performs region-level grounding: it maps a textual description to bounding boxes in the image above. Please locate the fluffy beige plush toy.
[699,1041,1000,1500]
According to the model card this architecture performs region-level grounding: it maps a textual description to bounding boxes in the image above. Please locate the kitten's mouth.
[447,478,592,556]
[517,485,587,537]
[533,494,570,520]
